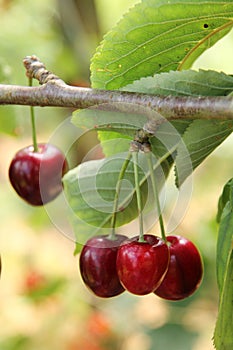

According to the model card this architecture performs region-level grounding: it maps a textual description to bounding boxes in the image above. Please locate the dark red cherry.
[154,235,203,300]
[116,234,169,296]
[79,234,127,298]
[9,143,68,206]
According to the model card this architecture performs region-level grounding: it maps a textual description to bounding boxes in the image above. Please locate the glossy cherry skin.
[116,234,169,296]
[79,235,127,298]
[9,143,68,206]
[154,235,203,300]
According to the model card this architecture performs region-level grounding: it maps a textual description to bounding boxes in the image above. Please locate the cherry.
[154,235,203,300]
[116,234,169,296]
[79,234,127,298]
[9,143,68,206]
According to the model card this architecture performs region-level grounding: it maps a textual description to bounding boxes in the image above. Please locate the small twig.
[23,55,65,86]
[0,55,232,123]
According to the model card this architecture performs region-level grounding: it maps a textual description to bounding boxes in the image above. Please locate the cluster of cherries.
[79,233,203,300]
[6,123,203,301]
[7,143,203,301]
[78,140,203,300]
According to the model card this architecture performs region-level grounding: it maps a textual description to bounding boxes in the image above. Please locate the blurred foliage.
[0,335,30,350]
[147,323,198,350]
[0,1,233,350]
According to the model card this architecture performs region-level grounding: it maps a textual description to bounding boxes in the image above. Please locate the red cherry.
[154,235,203,300]
[9,143,68,206]
[116,234,169,296]
[79,235,127,298]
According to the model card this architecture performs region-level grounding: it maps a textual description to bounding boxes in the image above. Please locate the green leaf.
[122,70,233,185]
[216,179,233,292]
[72,102,192,159]
[72,107,147,139]
[63,154,147,240]
[97,131,132,155]
[123,70,233,185]
[216,202,233,294]
[175,120,233,185]
[74,69,233,137]
[91,0,233,90]
[63,152,166,245]
[214,250,233,350]
[214,180,233,350]
[122,69,233,96]
[73,69,233,184]
[217,178,233,223]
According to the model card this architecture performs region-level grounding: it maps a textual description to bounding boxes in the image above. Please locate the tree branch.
[0,55,232,121]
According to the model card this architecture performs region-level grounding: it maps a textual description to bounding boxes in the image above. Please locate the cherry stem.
[109,152,132,240]
[132,151,145,243]
[146,151,167,243]
[28,78,38,152]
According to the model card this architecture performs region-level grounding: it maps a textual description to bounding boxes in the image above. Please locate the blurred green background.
[0,0,233,349]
